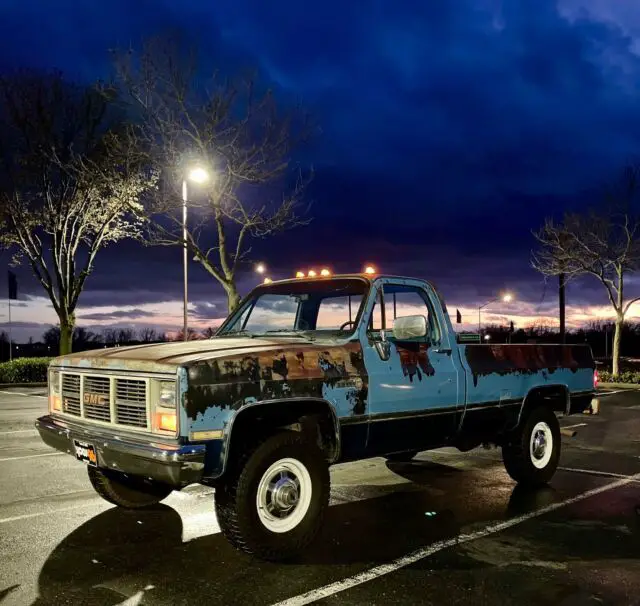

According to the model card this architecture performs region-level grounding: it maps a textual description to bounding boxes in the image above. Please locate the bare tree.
[0,71,157,354]
[114,36,312,313]
[173,327,200,341]
[202,326,217,339]
[138,327,160,343]
[533,166,640,376]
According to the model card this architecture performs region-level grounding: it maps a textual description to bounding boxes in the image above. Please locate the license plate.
[73,440,97,467]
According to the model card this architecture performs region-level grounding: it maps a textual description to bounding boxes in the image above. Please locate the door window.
[383,285,441,344]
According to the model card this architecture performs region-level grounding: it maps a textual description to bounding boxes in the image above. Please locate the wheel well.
[520,385,569,422]
[224,400,340,471]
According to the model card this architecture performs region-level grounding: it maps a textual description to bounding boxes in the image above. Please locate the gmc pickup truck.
[36,273,596,560]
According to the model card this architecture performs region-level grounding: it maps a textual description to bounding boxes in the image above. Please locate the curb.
[599,382,640,390]
[0,383,47,388]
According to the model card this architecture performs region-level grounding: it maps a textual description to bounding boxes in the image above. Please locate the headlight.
[49,370,60,394]
[158,381,176,409]
[49,370,61,412]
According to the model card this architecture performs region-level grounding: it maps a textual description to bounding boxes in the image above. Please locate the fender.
[516,383,570,427]
[211,397,342,479]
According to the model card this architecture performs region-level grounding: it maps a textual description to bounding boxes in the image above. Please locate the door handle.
[432,348,452,354]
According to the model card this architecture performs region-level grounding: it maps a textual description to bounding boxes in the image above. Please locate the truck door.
[361,279,463,455]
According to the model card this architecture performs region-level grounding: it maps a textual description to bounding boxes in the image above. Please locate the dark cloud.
[78,308,157,321]
[3,0,640,339]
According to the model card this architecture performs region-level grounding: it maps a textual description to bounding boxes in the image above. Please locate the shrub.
[0,357,52,383]
[598,369,640,384]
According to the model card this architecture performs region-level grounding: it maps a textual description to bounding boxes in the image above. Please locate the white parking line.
[561,423,588,430]
[0,429,37,435]
[0,502,98,524]
[0,452,64,462]
[559,466,640,481]
[0,390,47,398]
[271,474,640,606]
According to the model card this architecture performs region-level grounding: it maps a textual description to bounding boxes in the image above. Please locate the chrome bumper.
[35,415,206,488]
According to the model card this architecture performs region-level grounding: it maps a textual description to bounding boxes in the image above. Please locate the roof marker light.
[296,271,305,278]
[308,270,317,277]
[320,268,331,276]
[263,277,272,284]
[364,265,376,275]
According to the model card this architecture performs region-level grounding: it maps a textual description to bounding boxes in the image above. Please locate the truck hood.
[52,337,323,374]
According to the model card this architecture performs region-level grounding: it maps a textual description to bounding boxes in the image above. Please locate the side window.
[368,291,384,332]
[383,285,441,344]
[316,295,363,329]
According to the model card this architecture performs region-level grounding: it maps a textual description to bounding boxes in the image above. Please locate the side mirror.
[392,315,428,340]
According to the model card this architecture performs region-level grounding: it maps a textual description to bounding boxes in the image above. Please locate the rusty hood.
[51,337,321,374]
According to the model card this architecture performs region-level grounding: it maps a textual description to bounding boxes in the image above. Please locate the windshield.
[218,278,370,339]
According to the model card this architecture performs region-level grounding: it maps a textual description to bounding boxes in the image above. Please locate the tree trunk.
[612,315,623,377]
[225,282,241,314]
[59,314,75,355]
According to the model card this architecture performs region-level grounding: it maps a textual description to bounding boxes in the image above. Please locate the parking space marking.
[0,452,64,462]
[0,429,38,435]
[271,474,640,606]
[559,466,640,481]
[0,390,47,398]
[561,423,588,430]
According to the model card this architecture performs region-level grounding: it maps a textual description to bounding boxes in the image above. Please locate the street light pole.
[478,292,514,335]
[182,179,188,342]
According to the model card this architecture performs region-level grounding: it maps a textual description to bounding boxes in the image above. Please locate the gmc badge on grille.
[84,393,108,406]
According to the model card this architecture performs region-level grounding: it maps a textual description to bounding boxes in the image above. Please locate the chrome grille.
[58,373,150,430]
[61,374,81,416]
[83,377,111,422]
[115,379,147,428]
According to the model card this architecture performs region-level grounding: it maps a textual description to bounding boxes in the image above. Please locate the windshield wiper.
[255,329,315,341]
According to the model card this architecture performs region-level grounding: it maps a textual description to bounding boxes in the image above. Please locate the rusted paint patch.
[396,342,436,382]
[185,343,368,421]
[464,344,594,387]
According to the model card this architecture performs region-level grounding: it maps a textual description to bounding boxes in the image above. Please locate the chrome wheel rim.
[256,457,312,533]
[529,421,553,469]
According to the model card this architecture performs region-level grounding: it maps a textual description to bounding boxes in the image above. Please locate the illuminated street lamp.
[255,263,266,275]
[182,167,209,341]
[478,292,514,335]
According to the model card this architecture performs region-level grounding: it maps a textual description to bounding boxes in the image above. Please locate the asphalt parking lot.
[0,388,639,606]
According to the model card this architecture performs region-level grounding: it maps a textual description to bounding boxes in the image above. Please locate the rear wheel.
[502,406,561,487]
[215,431,330,561]
[88,467,173,509]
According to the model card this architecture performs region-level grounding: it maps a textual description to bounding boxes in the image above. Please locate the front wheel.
[88,467,173,509]
[502,406,561,487]
[215,431,330,561]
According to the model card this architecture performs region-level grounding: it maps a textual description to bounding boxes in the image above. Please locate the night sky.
[3,0,640,340]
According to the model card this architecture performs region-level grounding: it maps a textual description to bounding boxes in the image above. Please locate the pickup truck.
[36,273,596,560]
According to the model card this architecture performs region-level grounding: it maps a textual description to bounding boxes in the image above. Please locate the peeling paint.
[185,342,369,422]
[464,344,595,387]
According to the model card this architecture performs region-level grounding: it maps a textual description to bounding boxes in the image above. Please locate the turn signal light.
[50,395,61,412]
[157,412,177,432]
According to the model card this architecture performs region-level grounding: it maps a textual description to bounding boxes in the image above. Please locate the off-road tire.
[215,431,330,561]
[502,406,561,487]
[88,467,173,509]
[385,451,419,462]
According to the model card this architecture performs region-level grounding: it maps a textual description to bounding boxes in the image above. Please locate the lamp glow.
[502,293,514,303]
[188,167,209,184]
[263,277,272,284]
[296,271,305,278]
[308,270,317,277]
[364,265,376,275]
[255,263,266,274]
[320,268,331,276]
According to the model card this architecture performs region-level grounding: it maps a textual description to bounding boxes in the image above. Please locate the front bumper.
[35,415,206,488]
